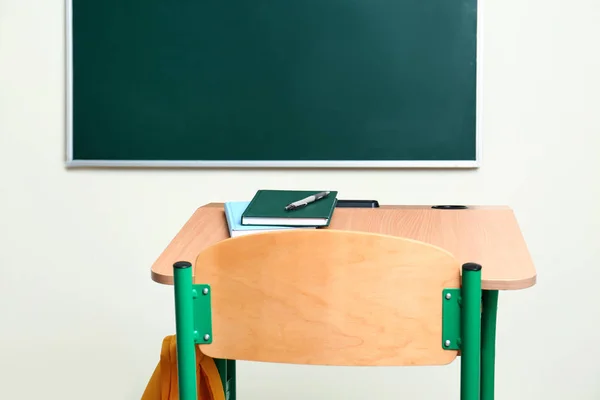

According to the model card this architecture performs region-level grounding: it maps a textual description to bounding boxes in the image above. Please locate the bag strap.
[196,345,226,400]
[160,335,226,400]
[164,335,178,400]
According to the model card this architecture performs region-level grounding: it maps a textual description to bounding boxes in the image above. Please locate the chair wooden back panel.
[195,229,460,366]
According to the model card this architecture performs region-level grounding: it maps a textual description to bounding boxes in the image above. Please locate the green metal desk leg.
[173,262,198,400]
[214,359,228,397]
[227,359,236,400]
[461,263,482,400]
[215,359,236,399]
[481,290,499,400]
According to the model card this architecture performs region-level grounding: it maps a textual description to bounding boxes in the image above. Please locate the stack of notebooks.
[225,190,338,237]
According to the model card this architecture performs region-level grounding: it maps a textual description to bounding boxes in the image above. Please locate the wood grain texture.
[195,229,461,366]
[151,204,536,290]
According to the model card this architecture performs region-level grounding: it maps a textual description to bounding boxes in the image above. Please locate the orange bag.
[142,335,226,400]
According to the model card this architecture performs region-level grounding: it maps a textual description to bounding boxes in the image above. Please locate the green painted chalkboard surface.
[67,0,478,167]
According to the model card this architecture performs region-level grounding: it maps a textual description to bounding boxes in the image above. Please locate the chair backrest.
[194,229,461,366]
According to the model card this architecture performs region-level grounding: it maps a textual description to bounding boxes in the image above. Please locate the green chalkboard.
[68,0,478,167]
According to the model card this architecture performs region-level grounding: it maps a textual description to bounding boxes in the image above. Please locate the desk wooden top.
[151,203,536,290]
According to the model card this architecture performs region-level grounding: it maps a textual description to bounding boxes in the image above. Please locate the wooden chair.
[171,229,489,400]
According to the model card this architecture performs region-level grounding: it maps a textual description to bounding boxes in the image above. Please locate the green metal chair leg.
[461,263,482,400]
[481,290,499,400]
[174,262,199,400]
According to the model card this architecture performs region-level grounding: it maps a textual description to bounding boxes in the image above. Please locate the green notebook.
[241,190,338,227]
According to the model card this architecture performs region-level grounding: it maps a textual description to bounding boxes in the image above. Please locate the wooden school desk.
[152,203,536,289]
[150,203,537,399]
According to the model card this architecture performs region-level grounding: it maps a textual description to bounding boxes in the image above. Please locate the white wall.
[1,0,599,398]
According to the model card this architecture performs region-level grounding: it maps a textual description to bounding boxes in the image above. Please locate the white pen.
[285,191,331,211]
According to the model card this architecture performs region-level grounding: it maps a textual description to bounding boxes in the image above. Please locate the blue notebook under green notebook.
[224,201,308,237]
